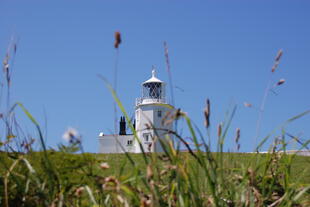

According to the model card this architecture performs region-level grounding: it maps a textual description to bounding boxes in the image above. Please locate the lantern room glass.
[142,82,162,99]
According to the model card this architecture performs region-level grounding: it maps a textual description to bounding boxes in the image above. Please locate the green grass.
[93,152,310,185]
[1,149,309,206]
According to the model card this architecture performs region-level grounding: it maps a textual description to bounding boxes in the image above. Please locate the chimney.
[119,116,126,135]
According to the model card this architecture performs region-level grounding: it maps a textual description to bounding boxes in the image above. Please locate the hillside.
[1,150,309,206]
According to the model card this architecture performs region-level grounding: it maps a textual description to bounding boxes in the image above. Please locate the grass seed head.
[63,127,81,143]
[117,195,125,205]
[160,169,168,176]
[105,176,117,183]
[217,123,222,138]
[103,176,120,191]
[147,143,152,151]
[3,58,9,71]
[235,128,241,151]
[204,99,211,128]
[114,31,122,49]
[145,123,151,130]
[275,49,283,62]
[244,102,252,108]
[163,109,185,126]
[100,162,110,170]
[147,165,153,180]
[277,79,285,86]
[140,195,152,207]
[165,164,177,170]
[271,49,283,73]
[235,128,240,142]
[158,154,169,161]
[271,63,278,73]
[175,108,184,119]
[161,111,171,125]
[75,186,85,197]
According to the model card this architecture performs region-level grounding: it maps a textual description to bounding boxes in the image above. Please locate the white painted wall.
[135,103,173,153]
[98,134,134,153]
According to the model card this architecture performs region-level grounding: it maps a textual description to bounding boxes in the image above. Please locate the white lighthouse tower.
[98,69,174,153]
[134,69,174,153]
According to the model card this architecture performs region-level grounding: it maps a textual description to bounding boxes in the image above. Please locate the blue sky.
[0,0,309,152]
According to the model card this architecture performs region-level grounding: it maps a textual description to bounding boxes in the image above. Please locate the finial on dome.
[142,66,163,84]
[152,67,156,78]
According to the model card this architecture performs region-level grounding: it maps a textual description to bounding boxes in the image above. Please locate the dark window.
[127,140,133,146]
[143,133,151,142]
[158,110,162,117]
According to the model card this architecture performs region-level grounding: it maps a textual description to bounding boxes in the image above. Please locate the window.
[157,110,162,117]
[143,82,162,99]
[143,133,151,142]
[127,140,133,146]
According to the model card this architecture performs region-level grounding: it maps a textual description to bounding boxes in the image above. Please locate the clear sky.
[0,0,309,152]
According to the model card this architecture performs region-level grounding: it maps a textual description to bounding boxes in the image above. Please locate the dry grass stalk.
[255,49,285,147]
[163,41,175,106]
[2,40,17,87]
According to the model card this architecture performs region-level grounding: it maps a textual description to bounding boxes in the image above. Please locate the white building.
[98,70,174,153]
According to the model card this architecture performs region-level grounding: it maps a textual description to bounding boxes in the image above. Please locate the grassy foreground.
[0,148,309,206]
[95,152,310,185]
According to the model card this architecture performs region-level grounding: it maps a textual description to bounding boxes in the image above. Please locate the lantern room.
[136,69,166,105]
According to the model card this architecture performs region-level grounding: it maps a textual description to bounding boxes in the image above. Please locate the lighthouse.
[98,69,174,153]
[134,69,174,153]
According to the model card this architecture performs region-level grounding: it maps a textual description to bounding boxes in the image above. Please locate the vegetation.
[0,142,309,206]
[0,36,309,206]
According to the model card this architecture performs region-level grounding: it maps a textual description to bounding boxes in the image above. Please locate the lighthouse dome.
[143,69,164,84]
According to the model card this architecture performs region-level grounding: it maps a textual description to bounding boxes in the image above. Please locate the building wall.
[153,105,173,152]
[98,103,173,154]
[134,106,153,153]
[135,103,173,153]
[98,135,134,153]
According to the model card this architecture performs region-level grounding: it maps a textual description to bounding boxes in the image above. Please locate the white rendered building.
[98,70,174,153]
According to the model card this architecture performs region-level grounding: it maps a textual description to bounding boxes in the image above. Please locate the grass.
[0,149,309,206]
[0,35,309,206]
[94,152,310,185]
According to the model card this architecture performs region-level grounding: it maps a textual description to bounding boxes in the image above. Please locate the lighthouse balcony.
[136,97,166,106]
